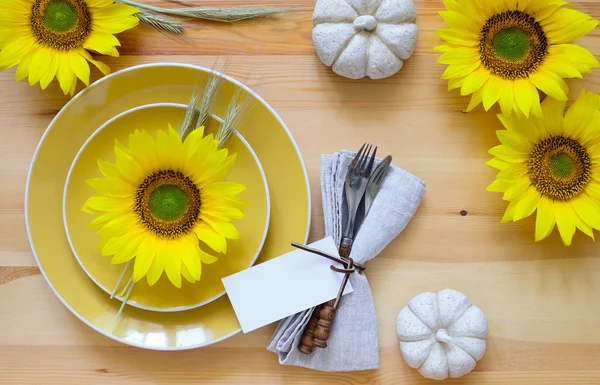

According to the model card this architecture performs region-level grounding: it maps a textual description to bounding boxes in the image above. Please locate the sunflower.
[0,0,139,96]
[487,90,600,246]
[82,125,246,288]
[436,0,599,118]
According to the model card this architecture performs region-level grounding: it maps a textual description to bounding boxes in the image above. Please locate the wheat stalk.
[136,12,184,35]
[196,68,226,128]
[217,88,253,150]
[180,82,201,140]
[118,0,286,24]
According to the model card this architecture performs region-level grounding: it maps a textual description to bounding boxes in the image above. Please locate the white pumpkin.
[312,0,418,79]
[396,289,488,381]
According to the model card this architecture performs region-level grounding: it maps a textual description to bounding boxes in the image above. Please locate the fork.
[340,144,377,256]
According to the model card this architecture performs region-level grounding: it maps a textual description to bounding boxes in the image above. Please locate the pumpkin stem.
[435,329,452,344]
[354,15,378,31]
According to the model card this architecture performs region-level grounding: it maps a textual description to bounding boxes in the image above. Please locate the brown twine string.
[290,242,365,309]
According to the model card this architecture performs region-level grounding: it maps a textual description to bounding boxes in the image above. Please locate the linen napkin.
[267,150,426,371]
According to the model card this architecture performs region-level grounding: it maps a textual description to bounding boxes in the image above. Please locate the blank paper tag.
[222,237,353,333]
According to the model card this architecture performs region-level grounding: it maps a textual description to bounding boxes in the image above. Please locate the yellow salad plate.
[63,103,270,312]
[26,64,311,350]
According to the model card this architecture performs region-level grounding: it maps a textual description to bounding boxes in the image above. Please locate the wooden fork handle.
[338,241,352,259]
[313,300,335,348]
[311,241,352,349]
[298,306,321,354]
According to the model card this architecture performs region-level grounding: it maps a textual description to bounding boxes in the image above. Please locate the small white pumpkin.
[312,0,418,79]
[396,289,488,381]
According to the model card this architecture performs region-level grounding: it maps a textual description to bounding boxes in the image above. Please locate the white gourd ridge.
[312,0,418,79]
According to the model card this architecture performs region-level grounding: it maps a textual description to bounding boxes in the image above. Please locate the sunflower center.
[527,136,592,201]
[480,10,548,80]
[148,185,190,222]
[30,0,92,50]
[135,170,201,238]
[492,28,530,62]
[549,153,577,180]
[44,1,77,32]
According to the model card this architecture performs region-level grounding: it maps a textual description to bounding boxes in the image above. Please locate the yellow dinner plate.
[26,64,311,350]
[63,103,270,312]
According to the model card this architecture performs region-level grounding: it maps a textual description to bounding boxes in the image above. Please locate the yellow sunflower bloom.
[0,0,139,96]
[487,90,600,246]
[436,0,599,118]
[82,125,246,288]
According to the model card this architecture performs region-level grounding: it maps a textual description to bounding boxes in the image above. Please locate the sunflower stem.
[119,276,134,298]
[110,261,132,299]
[116,282,135,321]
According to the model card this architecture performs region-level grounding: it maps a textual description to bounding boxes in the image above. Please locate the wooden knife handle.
[298,306,321,354]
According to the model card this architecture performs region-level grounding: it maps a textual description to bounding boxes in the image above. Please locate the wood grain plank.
[1,0,600,383]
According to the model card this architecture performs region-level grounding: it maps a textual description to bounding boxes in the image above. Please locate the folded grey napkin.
[267,150,426,372]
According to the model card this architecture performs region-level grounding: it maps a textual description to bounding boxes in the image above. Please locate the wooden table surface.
[2,0,600,384]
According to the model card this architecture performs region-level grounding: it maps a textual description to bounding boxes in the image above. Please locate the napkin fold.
[267,150,426,372]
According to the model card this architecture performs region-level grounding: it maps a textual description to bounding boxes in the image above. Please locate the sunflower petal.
[112,233,145,265]
[54,51,76,95]
[68,50,90,86]
[147,239,167,286]
[529,70,568,101]
[181,234,202,281]
[201,216,240,239]
[564,89,600,139]
[84,31,121,57]
[194,222,227,253]
[482,76,502,111]
[503,178,531,201]
[133,235,156,282]
[501,200,518,223]
[496,130,532,153]
[0,37,34,70]
[540,96,566,136]
[554,202,577,246]
[438,47,480,65]
[465,87,483,112]
[181,262,197,284]
[82,195,130,214]
[489,145,528,163]
[535,196,555,242]
[40,50,59,90]
[498,80,515,116]
[79,49,111,76]
[514,79,534,118]
[442,62,481,80]
[487,178,511,193]
[461,67,490,95]
[514,187,541,221]
[575,214,595,241]
[114,146,143,185]
[101,233,131,256]
[572,194,600,231]
[486,158,508,170]
[542,7,599,44]
[436,28,478,46]
[164,245,182,288]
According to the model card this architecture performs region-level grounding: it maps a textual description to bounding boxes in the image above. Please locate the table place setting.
[268,147,426,371]
[3,0,600,383]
